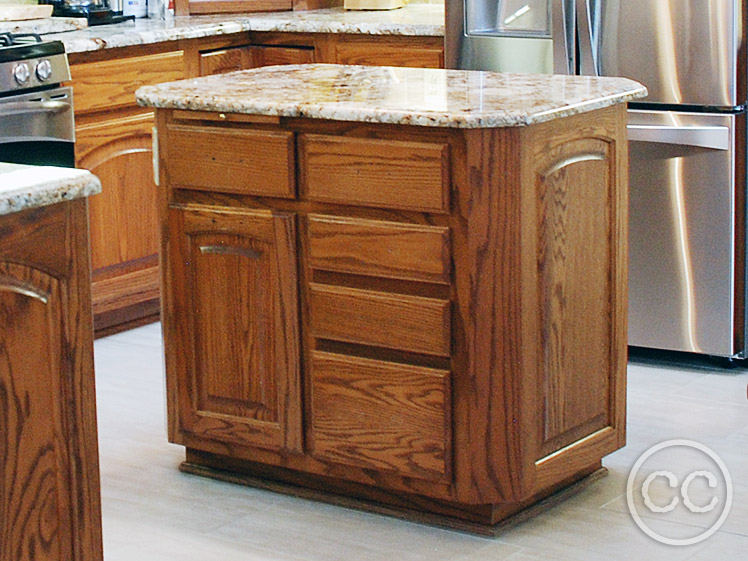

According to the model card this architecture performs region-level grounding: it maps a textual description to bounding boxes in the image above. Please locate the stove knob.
[13,62,30,85]
[35,60,53,82]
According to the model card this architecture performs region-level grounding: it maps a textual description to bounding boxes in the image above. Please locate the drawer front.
[310,351,451,480]
[199,46,253,76]
[71,51,187,114]
[310,283,450,357]
[301,134,450,213]
[308,215,450,284]
[166,124,295,198]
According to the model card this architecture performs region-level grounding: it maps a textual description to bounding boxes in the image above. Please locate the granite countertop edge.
[0,165,102,217]
[135,70,648,129]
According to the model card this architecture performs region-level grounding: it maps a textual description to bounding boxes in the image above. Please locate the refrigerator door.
[446,0,575,74]
[581,0,744,107]
[627,110,740,356]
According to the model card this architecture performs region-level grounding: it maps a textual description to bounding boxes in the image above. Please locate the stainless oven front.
[0,85,74,167]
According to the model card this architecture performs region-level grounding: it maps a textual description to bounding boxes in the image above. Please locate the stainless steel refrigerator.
[446,0,748,358]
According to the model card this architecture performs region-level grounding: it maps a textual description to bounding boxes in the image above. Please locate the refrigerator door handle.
[627,124,730,151]
[576,0,598,75]
[553,0,575,74]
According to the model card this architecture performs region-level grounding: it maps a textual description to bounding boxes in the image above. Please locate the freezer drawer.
[590,0,743,107]
[627,110,741,356]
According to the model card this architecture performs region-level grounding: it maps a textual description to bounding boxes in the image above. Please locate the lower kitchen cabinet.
[0,199,102,561]
[164,205,302,452]
[155,100,628,532]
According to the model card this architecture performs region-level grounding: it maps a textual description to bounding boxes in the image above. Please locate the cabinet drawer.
[71,51,186,114]
[165,124,295,198]
[199,45,253,76]
[310,284,450,357]
[310,351,450,480]
[308,215,450,284]
[300,134,450,213]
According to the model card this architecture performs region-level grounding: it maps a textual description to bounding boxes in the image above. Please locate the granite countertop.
[136,63,647,128]
[0,163,101,216]
[50,3,444,54]
[0,16,87,35]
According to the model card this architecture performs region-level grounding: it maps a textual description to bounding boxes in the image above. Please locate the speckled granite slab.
[136,64,647,128]
[0,163,101,216]
[0,16,87,35]
[51,4,443,54]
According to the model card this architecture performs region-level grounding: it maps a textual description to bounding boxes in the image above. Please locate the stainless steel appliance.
[0,33,75,168]
[446,0,748,358]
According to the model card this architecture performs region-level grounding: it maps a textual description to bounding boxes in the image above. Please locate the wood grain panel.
[251,45,315,67]
[76,112,158,272]
[185,0,291,14]
[0,265,66,561]
[71,51,186,114]
[308,214,450,284]
[536,141,612,450]
[199,45,253,75]
[335,42,443,69]
[310,351,450,480]
[167,205,302,453]
[0,200,102,561]
[166,124,295,198]
[301,134,450,213]
[310,283,450,356]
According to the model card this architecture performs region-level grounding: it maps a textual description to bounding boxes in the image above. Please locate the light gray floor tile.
[93,324,748,560]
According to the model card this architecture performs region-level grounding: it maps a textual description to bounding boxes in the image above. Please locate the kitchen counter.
[51,3,444,54]
[136,63,646,127]
[142,64,643,533]
[0,16,87,35]
[0,162,101,216]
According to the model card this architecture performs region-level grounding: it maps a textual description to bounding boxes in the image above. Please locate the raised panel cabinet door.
[166,205,302,453]
[75,112,161,331]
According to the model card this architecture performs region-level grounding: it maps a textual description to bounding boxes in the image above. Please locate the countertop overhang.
[136,63,648,128]
[0,163,101,216]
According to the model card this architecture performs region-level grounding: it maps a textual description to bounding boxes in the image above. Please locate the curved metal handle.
[0,100,70,117]
[627,124,730,151]
[576,0,598,75]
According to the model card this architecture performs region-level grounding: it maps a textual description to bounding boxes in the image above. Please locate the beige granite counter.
[0,16,87,35]
[136,63,647,128]
[50,3,444,54]
[0,163,101,216]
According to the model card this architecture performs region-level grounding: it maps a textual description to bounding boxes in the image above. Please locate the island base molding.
[181,449,605,535]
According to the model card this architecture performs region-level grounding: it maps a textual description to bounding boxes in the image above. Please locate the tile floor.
[94,323,748,560]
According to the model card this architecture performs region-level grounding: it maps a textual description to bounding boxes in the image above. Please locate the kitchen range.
[447,0,748,359]
[0,32,74,168]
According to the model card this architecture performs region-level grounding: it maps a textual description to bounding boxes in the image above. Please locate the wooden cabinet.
[155,103,628,532]
[0,200,102,561]
[69,32,443,336]
[164,204,302,452]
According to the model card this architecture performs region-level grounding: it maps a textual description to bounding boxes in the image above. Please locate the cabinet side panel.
[536,140,612,453]
[0,272,65,561]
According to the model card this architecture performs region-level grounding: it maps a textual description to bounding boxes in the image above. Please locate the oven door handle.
[627,124,730,151]
[0,100,71,116]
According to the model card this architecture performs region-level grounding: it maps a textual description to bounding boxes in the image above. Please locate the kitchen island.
[0,164,102,561]
[137,64,646,533]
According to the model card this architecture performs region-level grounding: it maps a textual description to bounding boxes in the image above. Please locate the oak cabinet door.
[166,205,302,453]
